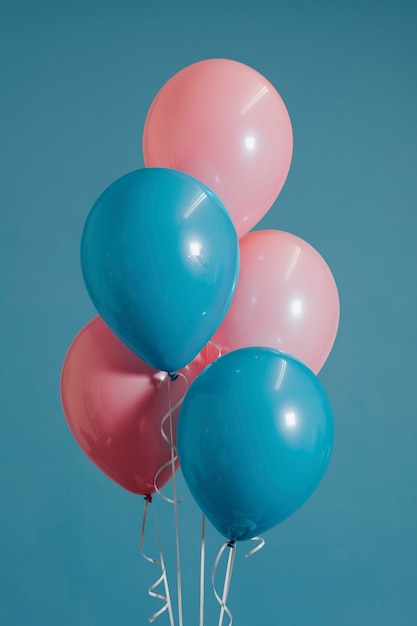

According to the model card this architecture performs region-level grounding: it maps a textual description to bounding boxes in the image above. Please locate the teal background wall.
[1,1,416,624]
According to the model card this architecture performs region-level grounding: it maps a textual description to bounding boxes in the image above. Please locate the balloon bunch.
[61,58,339,624]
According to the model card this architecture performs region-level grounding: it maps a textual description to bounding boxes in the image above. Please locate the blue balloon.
[81,168,239,372]
[177,347,334,541]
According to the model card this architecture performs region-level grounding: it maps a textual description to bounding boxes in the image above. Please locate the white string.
[219,545,235,626]
[199,514,206,626]
[152,371,189,626]
[244,536,265,558]
[167,375,184,626]
[212,541,236,626]
[153,372,188,504]
[207,340,222,361]
[139,497,175,625]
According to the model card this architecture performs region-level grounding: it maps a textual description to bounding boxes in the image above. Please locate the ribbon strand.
[153,372,189,626]
[167,375,184,626]
[139,496,175,625]
[212,541,236,626]
[207,340,222,361]
[244,536,265,558]
[153,372,188,504]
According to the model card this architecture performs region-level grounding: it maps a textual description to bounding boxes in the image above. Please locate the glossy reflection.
[177,347,334,542]
[81,168,239,372]
[212,230,340,373]
[60,317,207,495]
[284,411,297,427]
[143,59,293,238]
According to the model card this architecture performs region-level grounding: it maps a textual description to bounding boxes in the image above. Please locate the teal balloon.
[177,347,334,541]
[81,168,239,372]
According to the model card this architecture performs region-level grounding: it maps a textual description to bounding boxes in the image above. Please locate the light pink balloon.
[60,317,206,495]
[143,58,293,238]
[212,230,340,374]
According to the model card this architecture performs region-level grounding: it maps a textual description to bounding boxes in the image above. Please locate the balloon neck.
[168,372,179,381]
[227,540,236,549]
[144,494,153,503]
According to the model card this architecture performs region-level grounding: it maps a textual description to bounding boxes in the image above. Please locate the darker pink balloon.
[212,230,340,374]
[143,59,293,238]
[60,317,206,495]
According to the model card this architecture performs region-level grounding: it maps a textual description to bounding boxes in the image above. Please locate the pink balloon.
[212,230,340,374]
[143,58,293,238]
[60,317,206,495]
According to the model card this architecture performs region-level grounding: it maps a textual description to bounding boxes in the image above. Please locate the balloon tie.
[139,496,175,625]
[244,536,265,558]
[168,371,179,381]
[212,540,236,626]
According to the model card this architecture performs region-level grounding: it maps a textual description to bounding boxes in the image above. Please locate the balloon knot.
[168,372,179,381]
[227,540,236,549]
[144,494,153,503]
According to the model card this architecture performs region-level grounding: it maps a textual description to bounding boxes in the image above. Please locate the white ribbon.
[212,540,236,626]
[244,536,265,558]
[139,497,175,625]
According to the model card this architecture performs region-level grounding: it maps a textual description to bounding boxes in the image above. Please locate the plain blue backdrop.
[1,1,416,625]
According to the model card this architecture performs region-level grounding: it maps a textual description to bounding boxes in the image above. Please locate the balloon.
[177,347,334,541]
[143,59,293,238]
[211,230,340,374]
[81,168,239,373]
[60,317,206,495]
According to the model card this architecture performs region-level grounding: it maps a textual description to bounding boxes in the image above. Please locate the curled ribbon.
[244,536,265,558]
[153,371,188,504]
[212,540,236,626]
[207,340,222,362]
[154,373,189,626]
[139,496,175,625]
